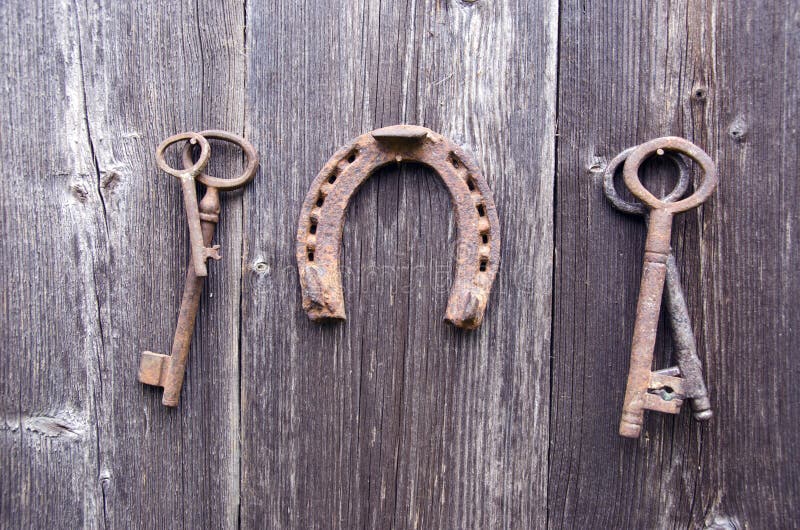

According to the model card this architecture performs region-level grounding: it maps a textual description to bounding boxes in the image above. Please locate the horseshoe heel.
[296,125,501,329]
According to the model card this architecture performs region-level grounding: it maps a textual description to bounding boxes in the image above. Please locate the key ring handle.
[604,146,691,216]
[181,130,259,191]
[155,132,211,179]
[623,136,717,214]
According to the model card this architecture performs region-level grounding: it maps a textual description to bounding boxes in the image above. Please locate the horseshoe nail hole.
[347,150,357,164]
[307,248,315,262]
[316,195,325,207]
[328,172,338,184]
[450,153,460,168]
[481,233,489,244]
[309,221,317,235]
[476,204,486,217]
[479,258,488,272]
[467,178,475,191]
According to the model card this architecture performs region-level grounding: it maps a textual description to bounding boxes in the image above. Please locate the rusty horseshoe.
[296,125,501,329]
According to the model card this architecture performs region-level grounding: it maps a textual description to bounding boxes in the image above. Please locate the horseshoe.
[295,125,501,329]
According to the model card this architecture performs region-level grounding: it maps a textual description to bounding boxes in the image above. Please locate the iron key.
[616,137,718,438]
[604,146,713,422]
[140,130,259,406]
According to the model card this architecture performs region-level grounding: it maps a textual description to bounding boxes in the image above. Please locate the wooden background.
[0,0,796,528]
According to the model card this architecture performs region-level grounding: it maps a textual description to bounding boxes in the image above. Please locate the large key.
[604,145,713,423]
[616,137,718,438]
[139,130,259,407]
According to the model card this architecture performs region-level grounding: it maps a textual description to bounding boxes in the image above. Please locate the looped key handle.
[181,129,260,191]
[156,132,211,179]
[156,132,219,277]
[603,146,691,217]
[623,136,718,215]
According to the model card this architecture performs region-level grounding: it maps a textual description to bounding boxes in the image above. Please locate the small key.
[615,137,718,438]
[140,130,259,406]
[604,146,712,422]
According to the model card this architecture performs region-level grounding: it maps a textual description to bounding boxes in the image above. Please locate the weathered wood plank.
[240,0,557,527]
[73,0,247,526]
[0,0,247,527]
[3,0,797,528]
[550,0,800,527]
[0,1,105,527]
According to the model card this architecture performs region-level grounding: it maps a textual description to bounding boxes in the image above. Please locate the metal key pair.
[139,130,259,406]
[603,136,717,438]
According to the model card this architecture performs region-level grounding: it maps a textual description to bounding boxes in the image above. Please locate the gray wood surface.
[240,1,556,527]
[0,0,796,529]
[551,0,799,528]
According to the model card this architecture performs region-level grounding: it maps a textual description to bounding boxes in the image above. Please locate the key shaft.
[139,187,220,406]
[663,254,712,419]
[620,209,676,437]
[180,175,221,277]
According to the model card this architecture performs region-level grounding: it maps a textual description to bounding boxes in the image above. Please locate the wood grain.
[0,1,104,527]
[240,0,557,527]
[1,0,797,528]
[75,0,248,526]
[1,0,248,527]
[550,0,800,527]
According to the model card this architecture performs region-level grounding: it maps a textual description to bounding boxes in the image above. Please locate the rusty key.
[616,137,718,438]
[140,130,259,406]
[604,146,713,422]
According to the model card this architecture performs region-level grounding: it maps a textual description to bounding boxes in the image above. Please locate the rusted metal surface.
[140,130,259,406]
[604,136,718,438]
[296,125,501,329]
